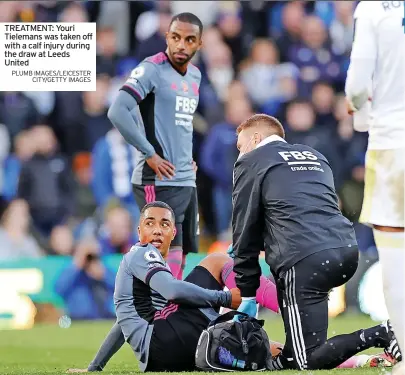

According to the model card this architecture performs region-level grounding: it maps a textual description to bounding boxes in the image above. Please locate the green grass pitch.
[0,313,390,375]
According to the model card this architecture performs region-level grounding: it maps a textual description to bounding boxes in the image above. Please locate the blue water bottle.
[217,346,246,369]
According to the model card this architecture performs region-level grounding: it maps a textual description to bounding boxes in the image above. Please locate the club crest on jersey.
[144,250,160,262]
[130,66,145,79]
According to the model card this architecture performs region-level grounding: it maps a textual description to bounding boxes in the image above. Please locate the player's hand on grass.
[229,288,241,310]
[146,154,175,180]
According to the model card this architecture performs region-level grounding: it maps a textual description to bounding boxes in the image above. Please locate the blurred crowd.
[0,0,375,284]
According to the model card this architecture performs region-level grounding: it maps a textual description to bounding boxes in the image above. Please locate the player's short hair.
[236,114,285,139]
[170,12,203,36]
[140,201,175,223]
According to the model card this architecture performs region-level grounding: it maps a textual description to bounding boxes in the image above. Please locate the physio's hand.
[227,243,234,259]
[229,288,241,309]
[146,154,175,180]
[233,297,257,321]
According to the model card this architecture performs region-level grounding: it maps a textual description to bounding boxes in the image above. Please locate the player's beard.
[173,50,196,66]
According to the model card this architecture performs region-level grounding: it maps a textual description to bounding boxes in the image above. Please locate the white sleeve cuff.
[241,297,256,301]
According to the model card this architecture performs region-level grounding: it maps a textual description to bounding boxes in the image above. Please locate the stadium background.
[0,0,387,333]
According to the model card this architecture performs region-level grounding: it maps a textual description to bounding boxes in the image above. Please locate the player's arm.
[345,4,376,117]
[107,63,156,158]
[129,249,232,308]
[149,271,231,308]
[87,322,125,372]
[231,157,263,298]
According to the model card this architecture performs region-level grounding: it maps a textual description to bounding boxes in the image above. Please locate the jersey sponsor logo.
[175,96,197,127]
[278,151,324,172]
[147,262,163,269]
[144,250,161,262]
[278,150,318,161]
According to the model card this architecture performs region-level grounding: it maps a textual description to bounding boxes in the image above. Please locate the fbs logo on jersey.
[144,250,160,262]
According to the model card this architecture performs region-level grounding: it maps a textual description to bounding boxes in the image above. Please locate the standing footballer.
[345,3,405,373]
[108,13,203,279]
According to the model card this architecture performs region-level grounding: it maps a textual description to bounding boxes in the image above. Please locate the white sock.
[373,230,405,354]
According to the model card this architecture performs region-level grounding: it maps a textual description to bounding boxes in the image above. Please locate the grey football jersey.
[114,244,170,371]
[121,52,201,187]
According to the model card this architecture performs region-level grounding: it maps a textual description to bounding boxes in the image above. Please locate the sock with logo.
[166,247,183,280]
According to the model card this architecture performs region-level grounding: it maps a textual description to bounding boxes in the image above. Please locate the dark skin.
[165,20,203,72]
[146,20,203,180]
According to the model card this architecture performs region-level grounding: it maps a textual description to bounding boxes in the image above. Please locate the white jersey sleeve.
[345,1,405,150]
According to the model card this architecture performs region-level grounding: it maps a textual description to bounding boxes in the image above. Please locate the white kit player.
[345,1,405,372]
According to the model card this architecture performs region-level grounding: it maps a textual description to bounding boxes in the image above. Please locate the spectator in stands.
[216,4,246,68]
[284,100,341,185]
[226,80,249,102]
[0,197,43,260]
[54,239,115,320]
[135,4,172,62]
[333,95,368,206]
[311,81,337,127]
[0,91,39,140]
[91,128,139,226]
[0,124,10,197]
[82,74,112,150]
[2,130,36,201]
[50,2,89,156]
[96,27,119,77]
[328,2,355,57]
[274,1,306,63]
[0,1,21,22]
[288,15,344,97]
[48,225,75,256]
[200,41,235,125]
[72,152,97,222]
[201,98,253,239]
[98,201,137,255]
[58,1,88,23]
[239,38,298,114]
[17,125,75,237]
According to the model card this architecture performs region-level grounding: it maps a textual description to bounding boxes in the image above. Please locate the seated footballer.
[68,202,396,372]
[73,201,242,372]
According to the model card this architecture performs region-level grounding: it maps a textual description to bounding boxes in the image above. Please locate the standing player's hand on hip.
[233,297,258,321]
[146,154,176,180]
[192,160,198,173]
[229,288,241,310]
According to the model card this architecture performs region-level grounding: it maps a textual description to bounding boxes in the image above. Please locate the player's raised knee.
[198,252,231,282]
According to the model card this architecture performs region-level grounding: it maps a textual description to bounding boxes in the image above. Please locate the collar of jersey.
[256,135,286,149]
[165,52,187,76]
